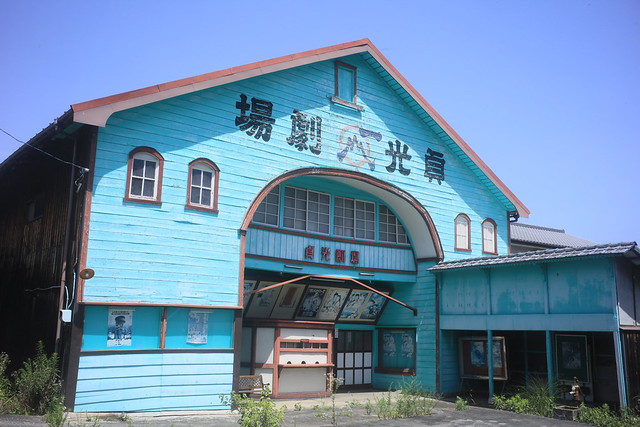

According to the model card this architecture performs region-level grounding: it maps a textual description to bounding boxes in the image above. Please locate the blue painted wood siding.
[245,227,415,273]
[84,53,511,305]
[441,258,616,324]
[74,352,233,411]
[373,261,437,391]
[438,257,618,393]
[81,306,234,351]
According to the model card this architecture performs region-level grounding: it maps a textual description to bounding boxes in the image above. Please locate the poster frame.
[458,336,508,380]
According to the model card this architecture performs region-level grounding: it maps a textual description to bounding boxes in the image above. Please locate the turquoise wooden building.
[432,242,640,408]
[70,38,528,411]
[1,39,636,412]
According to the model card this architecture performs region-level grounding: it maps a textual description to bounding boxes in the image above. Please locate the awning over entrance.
[243,274,417,323]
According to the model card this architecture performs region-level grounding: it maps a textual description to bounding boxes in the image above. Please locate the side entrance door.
[334,330,373,388]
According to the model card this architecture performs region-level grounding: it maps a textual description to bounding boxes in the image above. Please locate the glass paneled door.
[335,330,372,387]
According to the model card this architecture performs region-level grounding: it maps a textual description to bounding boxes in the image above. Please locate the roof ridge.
[433,241,638,268]
[511,223,565,233]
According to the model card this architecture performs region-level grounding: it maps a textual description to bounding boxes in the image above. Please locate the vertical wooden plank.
[546,330,553,389]
[273,327,281,396]
[613,330,628,408]
[160,307,168,349]
[487,329,494,401]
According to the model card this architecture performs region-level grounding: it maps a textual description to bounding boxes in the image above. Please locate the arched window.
[482,219,497,254]
[186,158,219,213]
[124,147,164,204]
[455,214,471,251]
[379,205,409,244]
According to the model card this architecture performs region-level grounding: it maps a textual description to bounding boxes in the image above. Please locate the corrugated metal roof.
[429,242,639,271]
[510,223,595,248]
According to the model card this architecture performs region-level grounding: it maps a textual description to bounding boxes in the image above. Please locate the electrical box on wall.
[61,310,72,323]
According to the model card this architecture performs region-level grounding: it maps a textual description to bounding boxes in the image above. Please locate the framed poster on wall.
[107,308,134,347]
[316,287,350,321]
[271,284,305,319]
[244,281,280,318]
[376,328,416,375]
[555,334,590,382]
[458,336,507,380]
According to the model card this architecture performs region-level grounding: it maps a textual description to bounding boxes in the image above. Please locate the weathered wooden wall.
[79,51,515,408]
[84,53,511,305]
[438,256,624,393]
[0,128,90,369]
[75,352,233,411]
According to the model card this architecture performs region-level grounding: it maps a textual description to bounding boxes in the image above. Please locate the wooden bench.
[238,375,267,396]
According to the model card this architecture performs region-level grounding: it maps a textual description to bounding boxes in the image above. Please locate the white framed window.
[482,219,497,254]
[455,214,471,251]
[334,196,375,240]
[283,186,330,234]
[125,147,163,204]
[186,158,219,212]
[253,186,280,226]
[379,205,409,244]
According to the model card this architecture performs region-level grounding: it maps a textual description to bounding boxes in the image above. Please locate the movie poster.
[317,288,349,320]
[358,292,386,320]
[107,308,133,347]
[298,287,326,318]
[339,290,368,319]
[187,310,209,344]
[243,280,257,307]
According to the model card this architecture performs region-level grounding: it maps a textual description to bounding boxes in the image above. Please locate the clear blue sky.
[1,0,638,244]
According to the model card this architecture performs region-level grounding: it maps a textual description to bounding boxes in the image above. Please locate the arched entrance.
[237,168,442,397]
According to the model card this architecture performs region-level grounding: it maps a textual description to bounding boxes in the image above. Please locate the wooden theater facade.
[0,40,637,412]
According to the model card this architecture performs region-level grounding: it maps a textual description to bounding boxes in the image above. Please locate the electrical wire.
[0,127,89,172]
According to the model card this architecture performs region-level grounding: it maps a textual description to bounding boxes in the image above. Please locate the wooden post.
[488,329,494,402]
[160,307,168,349]
[545,330,554,392]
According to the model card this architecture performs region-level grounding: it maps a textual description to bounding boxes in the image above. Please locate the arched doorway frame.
[238,167,443,295]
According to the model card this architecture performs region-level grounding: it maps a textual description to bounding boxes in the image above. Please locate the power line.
[0,127,89,172]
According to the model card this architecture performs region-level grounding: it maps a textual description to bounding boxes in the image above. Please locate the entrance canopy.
[243,274,417,324]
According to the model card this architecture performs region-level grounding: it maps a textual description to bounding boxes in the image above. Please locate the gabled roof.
[511,223,595,248]
[429,242,640,271]
[70,39,529,218]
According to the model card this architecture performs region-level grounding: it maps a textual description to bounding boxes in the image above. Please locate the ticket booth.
[240,275,412,397]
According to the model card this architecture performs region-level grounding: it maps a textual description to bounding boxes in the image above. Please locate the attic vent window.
[25,195,44,222]
[332,61,363,111]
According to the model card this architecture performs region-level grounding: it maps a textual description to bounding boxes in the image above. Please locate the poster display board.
[107,308,133,347]
[243,279,391,323]
[459,336,508,380]
[243,280,257,307]
[555,334,590,382]
[186,310,210,344]
[316,287,350,320]
[338,290,387,321]
[245,281,280,318]
[377,328,416,374]
[271,284,305,319]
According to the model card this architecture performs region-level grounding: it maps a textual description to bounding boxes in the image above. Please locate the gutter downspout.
[62,126,97,410]
[55,137,77,352]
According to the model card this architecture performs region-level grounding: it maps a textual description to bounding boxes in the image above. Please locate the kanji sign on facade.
[233,96,445,183]
[287,109,322,154]
[235,94,275,141]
